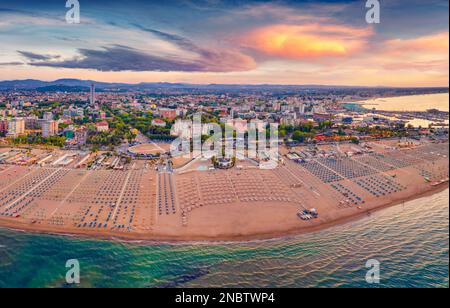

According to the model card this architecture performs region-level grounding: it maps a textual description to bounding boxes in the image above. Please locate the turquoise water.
[343,102,367,112]
[0,189,448,288]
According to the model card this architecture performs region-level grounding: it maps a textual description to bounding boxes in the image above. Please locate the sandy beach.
[0,183,448,243]
[0,140,448,242]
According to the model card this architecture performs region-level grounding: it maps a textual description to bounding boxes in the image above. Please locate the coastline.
[0,182,447,244]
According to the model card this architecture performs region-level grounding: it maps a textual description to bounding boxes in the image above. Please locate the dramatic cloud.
[130,24,257,71]
[364,32,449,73]
[242,24,373,60]
[21,44,256,72]
[1,0,448,86]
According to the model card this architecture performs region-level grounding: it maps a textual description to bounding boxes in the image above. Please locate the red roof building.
[96,121,109,132]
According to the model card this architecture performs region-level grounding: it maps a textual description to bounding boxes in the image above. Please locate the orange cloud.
[384,32,449,53]
[242,24,373,59]
[381,60,449,71]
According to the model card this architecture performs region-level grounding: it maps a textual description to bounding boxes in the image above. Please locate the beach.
[0,182,447,243]
[0,140,448,242]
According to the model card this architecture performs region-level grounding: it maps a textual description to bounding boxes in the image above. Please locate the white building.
[171,119,192,139]
[43,112,54,121]
[90,83,95,105]
[7,117,25,137]
[63,107,84,118]
[294,103,306,114]
[171,120,220,139]
[41,120,58,137]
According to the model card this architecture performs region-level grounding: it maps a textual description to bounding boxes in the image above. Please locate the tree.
[350,137,360,144]
[211,156,217,166]
[292,131,306,143]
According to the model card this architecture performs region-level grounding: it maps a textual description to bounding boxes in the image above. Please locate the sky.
[0,0,448,86]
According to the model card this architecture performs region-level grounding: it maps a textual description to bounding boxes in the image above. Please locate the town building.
[63,107,84,118]
[96,121,109,132]
[0,119,8,134]
[151,119,166,127]
[43,112,54,121]
[159,108,177,120]
[226,119,248,134]
[41,120,58,137]
[7,117,25,137]
[90,83,95,105]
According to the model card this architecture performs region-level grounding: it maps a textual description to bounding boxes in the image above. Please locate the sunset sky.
[0,0,448,86]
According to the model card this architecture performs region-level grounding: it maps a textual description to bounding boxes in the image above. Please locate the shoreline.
[0,182,447,245]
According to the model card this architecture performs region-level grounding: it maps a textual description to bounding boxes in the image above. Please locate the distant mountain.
[0,79,50,89]
[0,79,365,90]
[0,78,448,94]
[0,79,185,91]
[0,79,120,90]
[35,85,91,92]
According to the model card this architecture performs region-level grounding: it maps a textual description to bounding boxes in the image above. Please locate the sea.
[360,93,449,112]
[0,189,448,288]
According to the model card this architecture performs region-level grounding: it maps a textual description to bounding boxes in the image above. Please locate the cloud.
[367,32,449,76]
[242,24,373,60]
[0,10,64,29]
[384,32,449,54]
[2,0,447,87]
[18,51,61,61]
[131,24,257,69]
[15,22,257,73]
[131,23,199,52]
[0,61,24,66]
[381,60,449,71]
[21,44,256,72]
